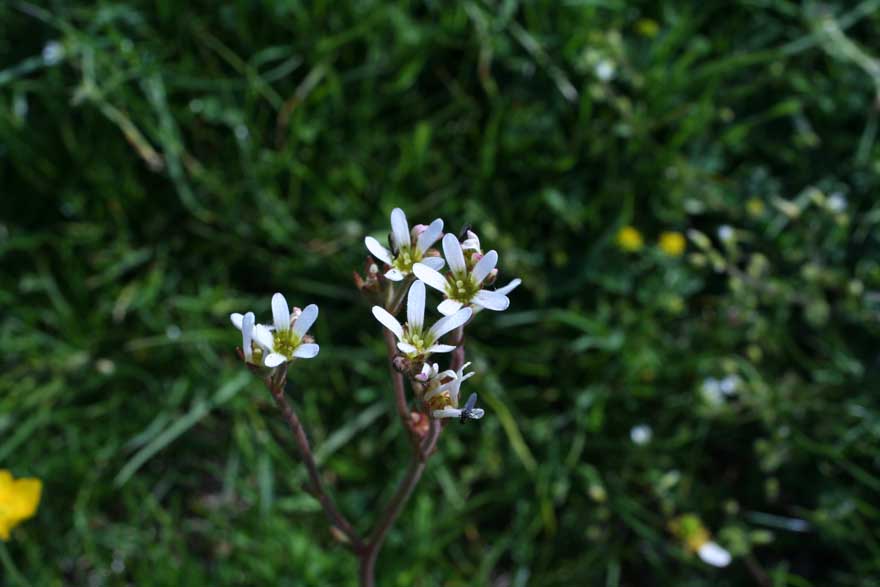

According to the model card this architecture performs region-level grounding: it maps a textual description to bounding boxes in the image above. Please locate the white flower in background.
[249,293,320,367]
[372,281,472,358]
[415,362,456,385]
[700,378,724,406]
[827,193,847,213]
[719,375,739,396]
[42,41,64,66]
[364,208,445,281]
[413,233,516,315]
[595,59,616,81]
[630,424,652,445]
[717,225,735,243]
[697,541,732,567]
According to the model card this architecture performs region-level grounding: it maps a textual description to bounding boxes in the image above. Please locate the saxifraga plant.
[229,208,521,586]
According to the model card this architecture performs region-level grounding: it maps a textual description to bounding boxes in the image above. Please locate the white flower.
[415,362,456,384]
[700,378,724,406]
[717,225,735,242]
[630,424,652,445]
[697,541,732,567]
[719,375,739,396]
[230,311,258,364]
[413,233,516,316]
[42,41,64,65]
[364,208,445,281]
[424,362,484,420]
[595,59,616,81]
[371,281,472,358]
[827,193,847,213]
[249,293,320,367]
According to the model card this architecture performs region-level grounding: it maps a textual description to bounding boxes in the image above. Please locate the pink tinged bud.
[411,224,428,240]
[472,253,484,263]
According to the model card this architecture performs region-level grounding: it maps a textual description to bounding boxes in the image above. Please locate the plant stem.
[382,326,421,449]
[359,422,442,587]
[266,366,363,550]
[358,326,465,586]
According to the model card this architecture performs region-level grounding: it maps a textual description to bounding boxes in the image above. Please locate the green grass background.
[2,1,880,585]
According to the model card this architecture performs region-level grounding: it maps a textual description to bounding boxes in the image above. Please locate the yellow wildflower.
[0,470,42,540]
[746,198,765,217]
[636,19,660,38]
[658,231,686,256]
[616,226,643,252]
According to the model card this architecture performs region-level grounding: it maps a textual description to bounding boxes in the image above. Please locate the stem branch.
[266,366,363,551]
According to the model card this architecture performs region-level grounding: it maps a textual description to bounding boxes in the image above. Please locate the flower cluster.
[230,208,521,426]
[365,208,521,420]
[231,293,320,368]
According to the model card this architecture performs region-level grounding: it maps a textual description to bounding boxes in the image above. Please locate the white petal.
[467,408,485,419]
[416,218,444,253]
[425,344,456,354]
[253,324,275,351]
[461,230,481,251]
[472,290,509,311]
[271,293,290,332]
[428,307,472,340]
[293,304,318,338]
[293,343,320,359]
[496,278,522,296]
[397,341,418,355]
[264,352,287,367]
[230,313,244,330]
[442,233,467,274]
[412,263,448,293]
[371,306,404,339]
[390,208,411,248]
[384,268,405,281]
[432,407,462,419]
[471,250,498,284]
[698,542,732,567]
[438,369,457,380]
[421,256,446,271]
[407,281,426,332]
[364,236,392,264]
[242,312,255,361]
[437,299,463,316]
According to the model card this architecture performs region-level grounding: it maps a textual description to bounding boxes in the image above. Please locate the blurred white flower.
[827,193,847,213]
[42,41,64,65]
[698,541,732,567]
[242,293,320,367]
[372,280,472,359]
[413,233,518,315]
[718,225,735,242]
[701,378,724,406]
[595,59,616,81]
[719,375,739,396]
[364,208,445,281]
[630,424,652,445]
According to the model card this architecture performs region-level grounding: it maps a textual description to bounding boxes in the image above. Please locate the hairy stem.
[266,366,363,550]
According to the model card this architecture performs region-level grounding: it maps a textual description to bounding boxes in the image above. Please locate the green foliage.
[2,0,879,585]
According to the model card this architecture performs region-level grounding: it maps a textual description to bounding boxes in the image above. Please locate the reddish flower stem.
[265,366,363,551]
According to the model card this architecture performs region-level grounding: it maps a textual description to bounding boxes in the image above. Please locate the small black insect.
[460,393,485,422]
